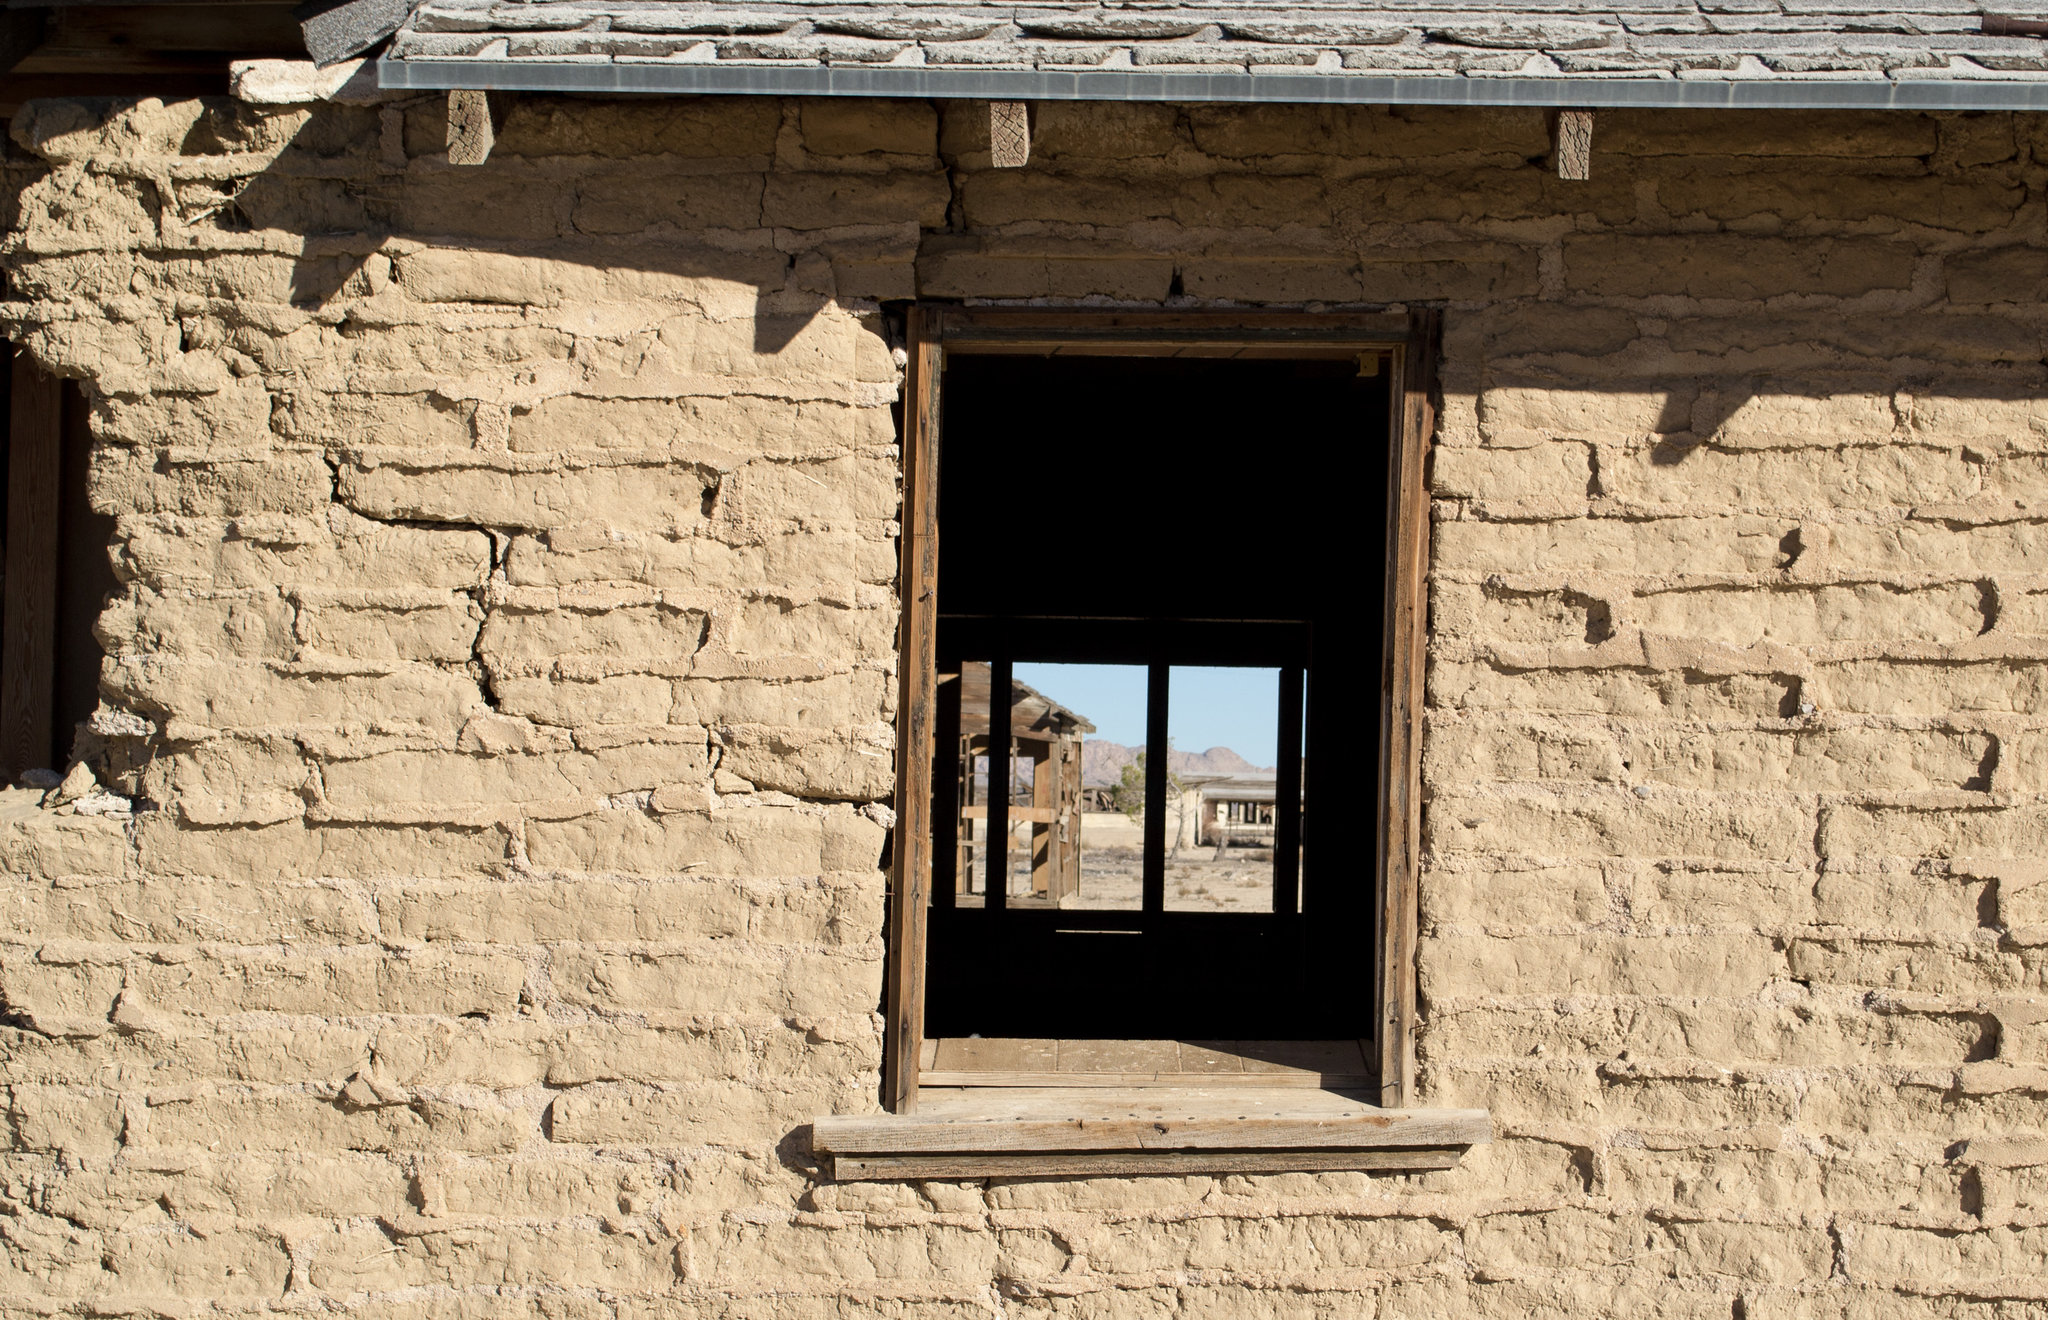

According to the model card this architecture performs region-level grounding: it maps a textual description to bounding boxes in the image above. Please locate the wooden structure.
[1199,773,1290,856]
[948,661,1089,906]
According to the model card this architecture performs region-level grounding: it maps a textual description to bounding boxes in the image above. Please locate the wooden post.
[986,661,1010,912]
[883,309,941,1114]
[1273,665,1304,916]
[447,88,495,166]
[1377,309,1438,1109]
[932,670,960,908]
[1141,663,1168,913]
[1058,739,1081,902]
[1553,109,1593,181]
[1,349,61,780]
[989,101,1030,168]
[1029,743,1054,897]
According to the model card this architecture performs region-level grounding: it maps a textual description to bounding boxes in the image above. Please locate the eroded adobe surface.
[0,92,2044,1315]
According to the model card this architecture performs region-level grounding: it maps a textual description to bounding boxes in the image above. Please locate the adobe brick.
[381,877,749,943]
[1599,442,1974,511]
[1420,932,1787,998]
[1085,1213,1449,1275]
[760,170,949,230]
[1598,109,1937,159]
[1429,791,1812,861]
[1947,246,2048,305]
[801,98,939,160]
[102,1226,291,1299]
[1813,660,2048,716]
[1656,170,2025,233]
[138,1090,529,1155]
[336,460,714,533]
[492,96,781,160]
[572,169,768,235]
[1422,862,1610,928]
[392,169,570,242]
[1434,440,1593,502]
[1184,103,1543,162]
[1563,235,1917,300]
[548,946,877,1017]
[1634,583,1987,648]
[1433,662,1795,719]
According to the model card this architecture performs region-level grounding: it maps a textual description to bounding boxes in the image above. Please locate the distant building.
[1197,773,1307,854]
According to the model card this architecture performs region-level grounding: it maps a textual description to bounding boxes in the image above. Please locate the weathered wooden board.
[815,1088,1490,1155]
[989,100,1030,168]
[1555,108,1594,180]
[830,1147,1463,1181]
[960,805,1056,824]
[1376,309,1437,1110]
[447,88,495,165]
[883,310,943,1114]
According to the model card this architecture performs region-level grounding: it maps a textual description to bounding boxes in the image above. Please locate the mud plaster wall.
[0,91,2044,1317]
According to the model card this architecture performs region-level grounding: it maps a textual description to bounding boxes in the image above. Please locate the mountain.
[1079,741,1268,787]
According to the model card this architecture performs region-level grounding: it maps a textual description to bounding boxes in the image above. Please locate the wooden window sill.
[811,1086,1491,1181]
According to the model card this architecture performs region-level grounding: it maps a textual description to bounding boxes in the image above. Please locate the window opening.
[1163,664,1300,914]
[921,350,1391,1046]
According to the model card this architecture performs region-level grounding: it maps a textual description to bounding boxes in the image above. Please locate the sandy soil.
[954,841,1295,912]
[1071,846,1284,912]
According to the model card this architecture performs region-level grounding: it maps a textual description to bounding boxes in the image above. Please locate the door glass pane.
[1012,662,1147,910]
[1166,665,1285,913]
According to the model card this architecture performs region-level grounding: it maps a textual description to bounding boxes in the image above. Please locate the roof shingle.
[377,0,2048,107]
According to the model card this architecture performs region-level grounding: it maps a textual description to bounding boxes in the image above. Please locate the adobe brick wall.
[0,91,2042,1315]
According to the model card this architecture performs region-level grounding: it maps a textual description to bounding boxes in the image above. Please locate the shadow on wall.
[9,94,863,363]
[8,94,2048,448]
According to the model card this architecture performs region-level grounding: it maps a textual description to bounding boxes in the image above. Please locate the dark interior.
[0,358,117,773]
[53,384,116,768]
[924,353,1393,1041]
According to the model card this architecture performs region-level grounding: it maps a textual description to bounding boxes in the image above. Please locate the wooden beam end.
[447,88,495,166]
[989,100,1030,169]
[1553,108,1593,182]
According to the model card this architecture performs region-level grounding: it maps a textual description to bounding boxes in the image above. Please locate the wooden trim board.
[883,308,943,1114]
[1376,308,1438,1110]
[818,1088,1490,1152]
[827,1090,1489,1152]
[831,1148,1463,1180]
[814,1086,1489,1180]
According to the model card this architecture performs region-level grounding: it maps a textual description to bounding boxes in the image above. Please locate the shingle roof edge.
[375,55,2048,109]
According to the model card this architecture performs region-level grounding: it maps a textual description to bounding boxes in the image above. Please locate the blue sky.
[1014,663,1283,765]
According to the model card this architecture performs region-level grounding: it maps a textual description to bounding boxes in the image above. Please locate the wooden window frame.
[880,305,1440,1118]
